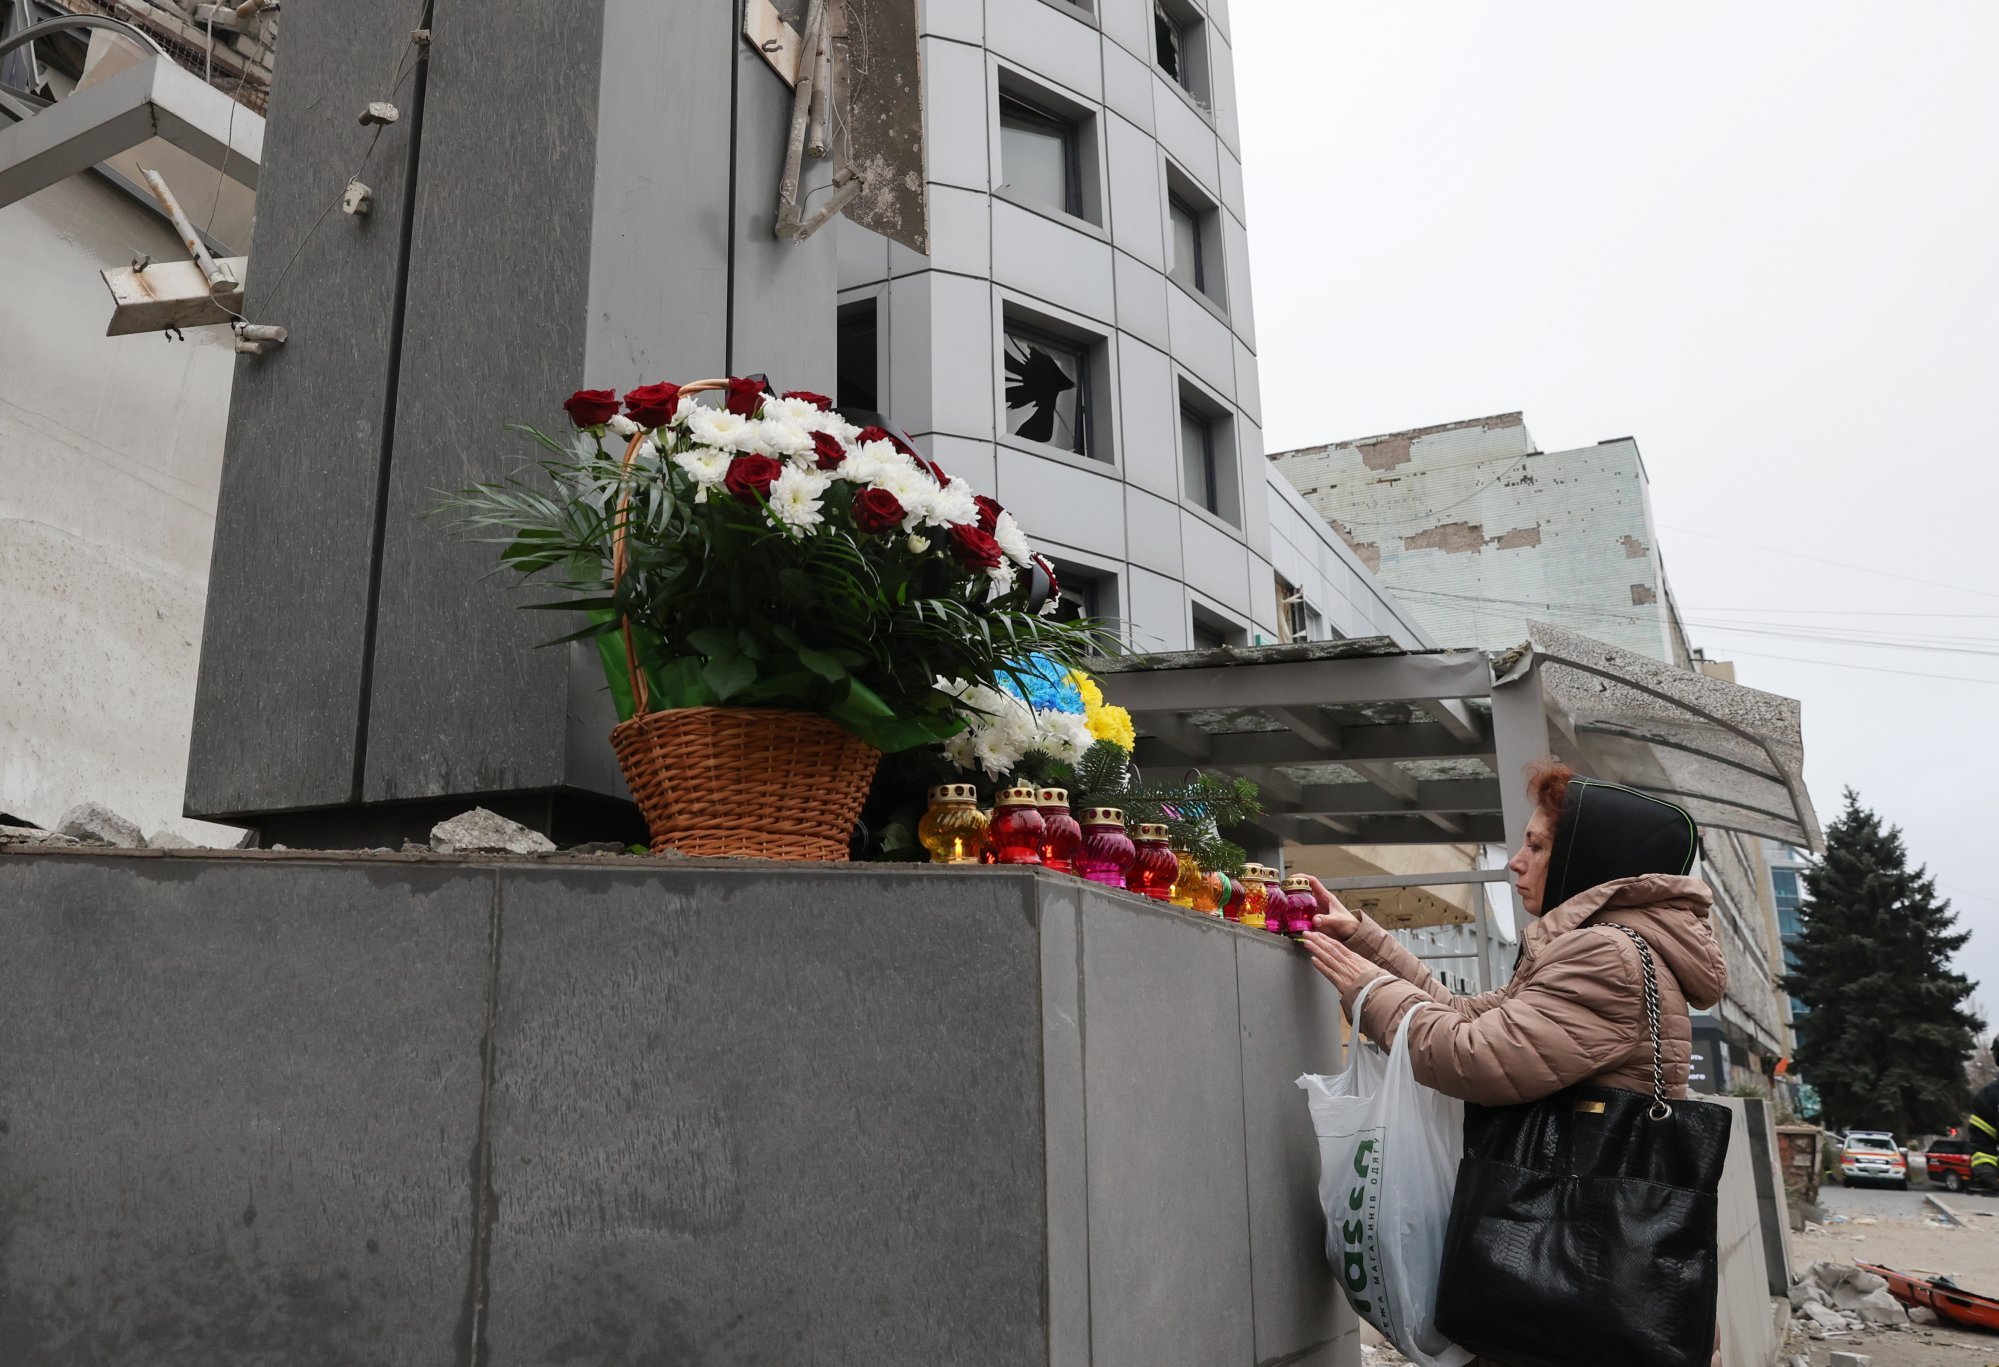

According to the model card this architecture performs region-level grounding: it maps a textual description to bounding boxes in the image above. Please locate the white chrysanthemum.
[606,413,640,438]
[767,465,830,532]
[762,396,830,429]
[872,462,937,528]
[684,406,753,451]
[1041,710,1094,765]
[986,562,1018,598]
[840,439,917,485]
[923,477,979,529]
[751,417,815,460]
[673,447,731,504]
[907,533,933,554]
[992,510,1033,567]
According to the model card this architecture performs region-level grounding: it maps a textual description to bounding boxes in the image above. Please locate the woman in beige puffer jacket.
[1302,763,1729,1367]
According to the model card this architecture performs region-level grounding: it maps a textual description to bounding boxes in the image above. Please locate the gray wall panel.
[481,865,1049,1365]
[1080,894,1256,1367]
[730,31,838,393]
[360,0,606,803]
[185,0,422,817]
[0,857,490,1364]
[1235,935,1346,1362]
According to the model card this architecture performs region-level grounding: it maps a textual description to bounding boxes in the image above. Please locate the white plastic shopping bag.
[1297,978,1470,1367]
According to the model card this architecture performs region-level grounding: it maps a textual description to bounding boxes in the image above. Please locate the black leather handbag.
[1432,925,1733,1367]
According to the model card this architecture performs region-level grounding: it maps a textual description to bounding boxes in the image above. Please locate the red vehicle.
[1927,1135,1974,1193]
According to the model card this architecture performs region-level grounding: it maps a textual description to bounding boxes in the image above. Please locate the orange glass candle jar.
[1038,787,1083,873]
[987,782,1047,864]
[1075,807,1136,888]
[1125,822,1179,901]
[1239,864,1273,930]
[919,783,989,864]
[1169,849,1207,910]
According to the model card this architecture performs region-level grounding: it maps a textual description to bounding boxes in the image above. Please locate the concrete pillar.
[1488,655,1550,938]
[185,0,839,845]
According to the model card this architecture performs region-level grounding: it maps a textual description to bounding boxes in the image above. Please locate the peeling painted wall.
[0,173,240,841]
[1271,416,1679,663]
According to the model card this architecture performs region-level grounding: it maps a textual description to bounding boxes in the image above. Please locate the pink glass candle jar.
[1281,874,1317,937]
[1075,807,1137,888]
[1038,787,1083,873]
[987,782,1047,865]
[918,783,988,865]
[1125,822,1179,901]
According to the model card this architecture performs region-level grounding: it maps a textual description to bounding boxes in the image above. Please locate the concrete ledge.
[0,853,1353,1365]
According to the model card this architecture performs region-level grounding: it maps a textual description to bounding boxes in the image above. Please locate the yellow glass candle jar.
[1169,848,1207,910]
[919,783,989,864]
[1239,863,1273,930]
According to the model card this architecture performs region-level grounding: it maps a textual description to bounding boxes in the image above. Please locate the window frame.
[999,92,1083,221]
[1180,403,1219,515]
[1152,0,1212,106]
[1167,193,1206,295]
[1003,321,1096,461]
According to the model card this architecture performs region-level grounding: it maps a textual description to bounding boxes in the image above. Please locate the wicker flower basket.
[607,380,880,860]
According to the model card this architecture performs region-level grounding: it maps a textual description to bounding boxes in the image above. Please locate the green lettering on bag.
[1351,1138,1375,1177]
[1343,1248,1369,1297]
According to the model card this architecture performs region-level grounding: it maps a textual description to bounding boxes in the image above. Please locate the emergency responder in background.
[1971,1037,1999,1192]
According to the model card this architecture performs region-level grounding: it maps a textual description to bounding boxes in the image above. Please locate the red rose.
[784,390,833,411]
[851,487,906,534]
[974,495,1003,533]
[563,388,620,427]
[724,454,784,503]
[623,381,681,428]
[946,524,1004,570]
[926,460,952,486]
[810,431,847,471]
[855,424,921,459]
[726,376,768,417]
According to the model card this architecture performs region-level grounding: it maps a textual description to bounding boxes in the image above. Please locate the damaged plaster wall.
[0,171,240,841]
[1271,413,1680,664]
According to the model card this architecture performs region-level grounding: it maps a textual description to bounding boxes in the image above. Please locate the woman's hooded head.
[1543,778,1702,913]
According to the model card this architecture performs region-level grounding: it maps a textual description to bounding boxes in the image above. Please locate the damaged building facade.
[1272,413,1797,1084]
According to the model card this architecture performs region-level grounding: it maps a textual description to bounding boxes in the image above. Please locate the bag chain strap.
[1603,923,1672,1121]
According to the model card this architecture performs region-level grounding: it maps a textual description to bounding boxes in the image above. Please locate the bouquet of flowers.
[937,655,1135,778]
[445,377,1113,753]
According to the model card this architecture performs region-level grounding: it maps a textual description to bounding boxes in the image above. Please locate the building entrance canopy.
[1090,621,1820,886]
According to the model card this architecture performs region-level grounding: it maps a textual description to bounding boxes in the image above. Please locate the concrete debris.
[0,824,80,847]
[1789,1280,1833,1310]
[55,802,145,848]
[429,808,557,856]
[145,829,196,849]
[1827,1353,1871,1367]
[1906,1306,1938,1325]
[566,841,630,855]
[1801,1300,1861,1334]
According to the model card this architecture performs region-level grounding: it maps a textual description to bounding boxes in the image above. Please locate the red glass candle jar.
[1125,822,1179,901]
[1281,874,1317,936]
[1217,872,1244,922]
[987,782,1046,865]
[1038,787,1083,873]
[1075,807,1136,888]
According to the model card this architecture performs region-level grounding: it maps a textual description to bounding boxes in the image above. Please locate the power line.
[1709,649,1999,687]
[1660,525,1999,603]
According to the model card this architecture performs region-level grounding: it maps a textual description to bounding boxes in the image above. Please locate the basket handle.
[611,377,733,718]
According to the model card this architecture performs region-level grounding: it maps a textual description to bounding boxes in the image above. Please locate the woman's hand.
[1302,875,1360,939]
[1300,930,1386,1005]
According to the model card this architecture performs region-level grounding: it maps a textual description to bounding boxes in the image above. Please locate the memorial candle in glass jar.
[1037,787,1083,873]
[987,782,1047,865]
[1169,848,1207,909]
[1281,874,1317,937]
[1075,807,1136,888]
[1125,822,1179,901]
[918,783,988,865]
[1239,864,1273,930]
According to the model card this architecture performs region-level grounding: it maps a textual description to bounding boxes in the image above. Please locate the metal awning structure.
[1090,621,1821,896]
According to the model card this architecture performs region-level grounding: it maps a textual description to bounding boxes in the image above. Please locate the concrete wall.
[0,170,240,844]
[837,0,1427,654]
[0,849,1356,1367]
[1714,1096,1791,1367]
[1271,414,1678,662]
[186,0,839,827]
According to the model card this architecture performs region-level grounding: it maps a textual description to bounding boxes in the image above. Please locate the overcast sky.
[1233,1,1999,1024]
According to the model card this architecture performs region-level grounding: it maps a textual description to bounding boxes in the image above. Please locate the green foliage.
[1784,789,1980,1136]
[1001,738,1262,875]
[440,417,1116,752]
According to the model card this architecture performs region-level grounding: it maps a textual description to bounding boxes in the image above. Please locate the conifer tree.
[1784,789,1979,1136]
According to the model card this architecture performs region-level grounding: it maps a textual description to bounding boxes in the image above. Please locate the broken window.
[999,93,1079,218]
[1048,563,1111,626]
[1154,3,1186,86]
[1276,576,1322,644]
[1004,325,1090,457]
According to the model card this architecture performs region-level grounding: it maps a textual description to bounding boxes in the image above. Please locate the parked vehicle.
[1840,1131,1909,1188]
[1926,1136,1975,1192]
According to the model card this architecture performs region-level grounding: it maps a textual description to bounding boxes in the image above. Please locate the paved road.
[1821,1179,1940,1221]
